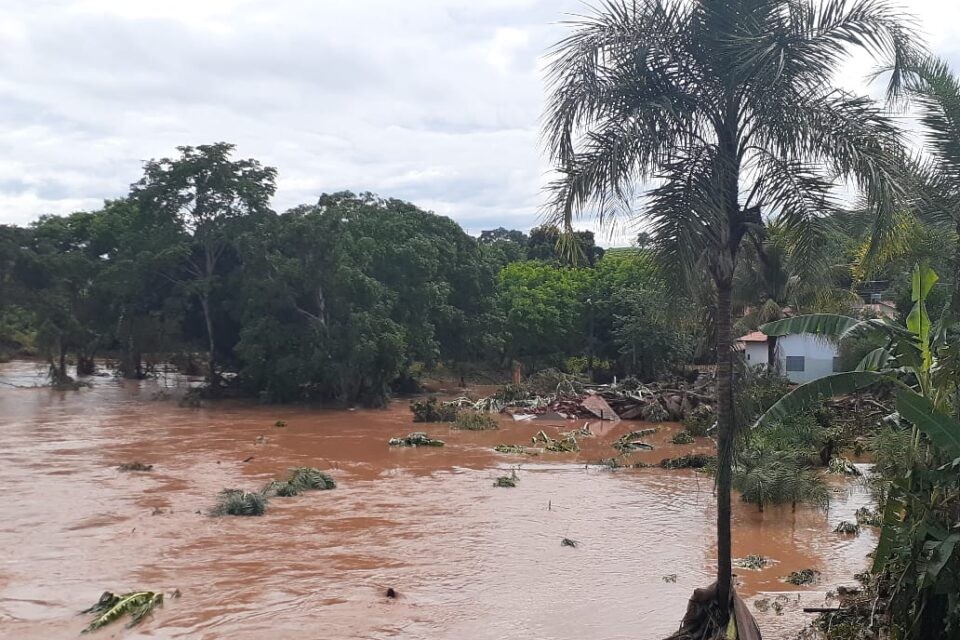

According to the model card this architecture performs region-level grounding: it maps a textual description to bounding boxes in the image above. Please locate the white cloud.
[0,0,958,247]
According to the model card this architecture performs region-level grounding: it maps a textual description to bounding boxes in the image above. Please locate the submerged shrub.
[410,397,458,422]
[493,475,517,487]
[389,432,445,447]
[682,405,715,436]
[671,430,695,445]
[265,467,337,497]
[733,447,828,512]
[211,489,267,516]
[454,411,498,431]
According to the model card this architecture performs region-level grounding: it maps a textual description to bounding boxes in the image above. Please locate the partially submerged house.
[736,330,839,384]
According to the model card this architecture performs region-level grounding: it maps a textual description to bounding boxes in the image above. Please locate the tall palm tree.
[898,56,960,318]
[543,0,911,633]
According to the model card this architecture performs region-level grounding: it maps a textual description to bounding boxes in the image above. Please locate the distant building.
[736,330,839,384]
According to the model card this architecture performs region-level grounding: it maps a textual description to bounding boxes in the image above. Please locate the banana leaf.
[761,314,860,337]
[82,591,163,633]
[895,389,960,458]
[856,347,892,372]
[754,371,890,429]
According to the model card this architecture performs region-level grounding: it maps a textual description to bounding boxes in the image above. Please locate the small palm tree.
[733,446,828,512]
[543,0,912,631]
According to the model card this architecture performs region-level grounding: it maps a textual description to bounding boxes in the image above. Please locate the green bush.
[212,489,267,516]
[410,397,458,422]
[682,405,715,436]
[454,411,498,431]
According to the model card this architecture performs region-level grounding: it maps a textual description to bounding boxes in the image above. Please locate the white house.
[736,330,839,384]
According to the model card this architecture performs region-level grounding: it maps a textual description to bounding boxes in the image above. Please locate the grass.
[453,411,498,431]
[211,489,268,516]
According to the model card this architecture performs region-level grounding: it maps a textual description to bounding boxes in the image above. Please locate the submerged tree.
[131,143,277,389]
[543,0,911,633]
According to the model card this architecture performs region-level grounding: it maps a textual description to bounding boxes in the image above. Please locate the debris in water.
[834,520,860,535]
[494,444,531,455]
[81,590,163,633]
[659,454,716,469]
[855,506,881,526]
[389,432,445,447]
[385,587,397,599]
[274,420,287,428]
[118,462,153,472]
[493,475,517,488]
[613,429,657,452]
[754,598,770,612]
[264,467,337,497]
[242,456,255,463]
[531,430,579,452]
[560,538,578,548]
[662,574,677,583]
[453,411,498,431]
[670,430,695,445]
[734,555,771,570]
[827,457,861,476]
[210,489,267,516]
[409,397,458,423]
[560,424,593,439]
[785,568,821,585]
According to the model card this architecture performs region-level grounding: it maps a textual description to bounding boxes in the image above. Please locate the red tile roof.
[737,331,769,343]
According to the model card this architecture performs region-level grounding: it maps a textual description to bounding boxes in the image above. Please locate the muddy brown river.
[0,361,875,639]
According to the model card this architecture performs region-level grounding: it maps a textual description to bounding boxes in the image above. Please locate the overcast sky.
[2,1,960,243]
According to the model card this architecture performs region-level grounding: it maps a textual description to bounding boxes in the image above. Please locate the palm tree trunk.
[715,280,735,624]
[199,293,217,389]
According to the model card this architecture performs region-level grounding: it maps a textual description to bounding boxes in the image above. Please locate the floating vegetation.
[855,506,881,527]
[389,432,445,447]
[682,405,715,436]
[670,431,695,445]
[118,462,153,472]
[532,430,579,452]
[662,573,677,583]
[493,475,517,488]
[613,429,657,452]
[453,411,498,431]
[211,489,267,516]
[274,419,287,428]
[834,521,860,535]
[827,457,861,476]
[754,598,770,612]
[81,590,163,633]
[560,424,593,439]
[561,537,578,548]
[494,444,529,455]
[410,397,458,423]
[734,554,771,570]
[660,454,716,470]
[785,568,821,585]
[265,467,336,497]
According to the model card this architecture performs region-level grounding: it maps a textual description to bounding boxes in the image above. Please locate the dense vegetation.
[0,144,701,403]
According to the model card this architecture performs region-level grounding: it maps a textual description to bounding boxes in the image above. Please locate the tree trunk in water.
[76,354,95,376]
[200,293,218,390]
[715,281,735,625]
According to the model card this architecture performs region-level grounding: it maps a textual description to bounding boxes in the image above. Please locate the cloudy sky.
[1,1,959,242]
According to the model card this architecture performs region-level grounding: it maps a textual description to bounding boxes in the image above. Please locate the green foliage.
[733,446,829,511]
[682,405,716,437]
[410,397,459,423]
[388,432,445,447]
[211,489,267,516]
[453,411,498,431]
[671,431,695,445]
[493,475,517,488]
[81,591,163,633]
[265,467,336,497]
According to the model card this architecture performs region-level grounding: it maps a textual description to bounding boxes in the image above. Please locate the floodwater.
[0,361,875,639]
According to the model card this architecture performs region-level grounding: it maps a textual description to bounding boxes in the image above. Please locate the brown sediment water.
[0,360,875,639]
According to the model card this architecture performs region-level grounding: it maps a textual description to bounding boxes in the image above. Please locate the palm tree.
[543,0,911,632]
[897,57,960,318]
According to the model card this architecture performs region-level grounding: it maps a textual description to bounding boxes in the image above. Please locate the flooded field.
[0,361,875,639]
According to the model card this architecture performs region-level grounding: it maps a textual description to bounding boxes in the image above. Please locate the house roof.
[737,331,769,343]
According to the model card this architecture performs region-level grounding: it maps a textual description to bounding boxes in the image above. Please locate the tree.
[757,264,960,638]
[131,143,277,388]
[542,0,911,632]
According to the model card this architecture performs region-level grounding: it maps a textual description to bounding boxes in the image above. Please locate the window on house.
[785,356,805,372]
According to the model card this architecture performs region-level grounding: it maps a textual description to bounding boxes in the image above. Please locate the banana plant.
[754,263,960,638]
